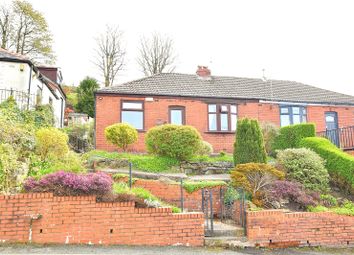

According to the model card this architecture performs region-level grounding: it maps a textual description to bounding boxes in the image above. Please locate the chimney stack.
[196,66,211,79]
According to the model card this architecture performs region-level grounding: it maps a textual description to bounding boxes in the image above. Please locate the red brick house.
[95,66,354,153]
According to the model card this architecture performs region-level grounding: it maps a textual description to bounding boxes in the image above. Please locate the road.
[0,245,353,255]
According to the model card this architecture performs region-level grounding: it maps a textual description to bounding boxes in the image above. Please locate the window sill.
[204,131,235,134]
[137,130,146,133]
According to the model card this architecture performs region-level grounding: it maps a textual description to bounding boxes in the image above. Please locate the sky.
[3,0,354,96]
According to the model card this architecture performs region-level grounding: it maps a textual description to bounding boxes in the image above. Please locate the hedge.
[272,123,316,152]
[299,137,354,193]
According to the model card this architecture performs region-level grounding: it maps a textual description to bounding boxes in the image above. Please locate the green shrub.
[0,143,23,194]
[35,127,69,160]
[145,124,202,161]
[198,141,213,155]
[308,201,354,216]
[299,137,354,193]
[233,118,267,165]
[105,123,138,152]
[320,194,338,207]
[272,123,315,151]
[230,163,285,206]
[0,117,35,159]
[260,121,279,156]
[276,148,329,192]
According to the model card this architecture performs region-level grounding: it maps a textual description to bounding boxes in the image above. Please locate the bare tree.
[0,5,12,49]
[137,32,176,76]
[94,25,126,87]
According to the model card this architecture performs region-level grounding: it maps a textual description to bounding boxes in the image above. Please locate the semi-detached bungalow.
[95,66,354,153]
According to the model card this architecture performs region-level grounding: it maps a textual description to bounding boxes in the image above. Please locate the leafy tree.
[105,123,138,152]
[0,0,54,62]
[137,32,176,76]
[233,118,267,165]
[76,77,100,117]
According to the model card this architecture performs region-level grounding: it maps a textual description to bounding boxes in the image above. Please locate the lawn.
[83,150,234,173]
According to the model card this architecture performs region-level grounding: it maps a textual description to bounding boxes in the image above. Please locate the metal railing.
[0,88,36,110]
[317,126,354,150]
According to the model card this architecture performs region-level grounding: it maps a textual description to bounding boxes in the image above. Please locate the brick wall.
[131,179,224,215]
[0,193,204,246]
[95,94,354,152]
[245,210,354,247]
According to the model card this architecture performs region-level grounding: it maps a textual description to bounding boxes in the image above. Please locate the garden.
[1,95,353,216]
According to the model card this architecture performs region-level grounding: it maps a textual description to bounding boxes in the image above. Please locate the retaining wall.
[244,209,354,247]
[0,193,204,246]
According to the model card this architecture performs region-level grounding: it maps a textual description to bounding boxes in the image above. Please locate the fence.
[68,136,91,153]
[0,88,36,110]
[317,126,354,150]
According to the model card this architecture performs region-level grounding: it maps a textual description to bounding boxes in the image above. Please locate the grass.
[182,180,226,193]
[308,201,354,216]
[112,183,181,213]
[84,150,234,173]
[83,150,180,173]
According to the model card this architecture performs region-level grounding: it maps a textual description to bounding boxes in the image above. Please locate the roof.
[97,73,354,105]
[0,48,66,99]
[0,48,31,63]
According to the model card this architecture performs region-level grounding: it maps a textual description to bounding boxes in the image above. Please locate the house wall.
[0,61,31,91]
[0,60,65,128]
[95,94,354,153]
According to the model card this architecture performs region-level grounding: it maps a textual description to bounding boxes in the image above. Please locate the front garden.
[1,95,353,217]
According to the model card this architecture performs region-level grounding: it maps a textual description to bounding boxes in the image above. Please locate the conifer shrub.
[233,118,267,165]
[230,163,285,206]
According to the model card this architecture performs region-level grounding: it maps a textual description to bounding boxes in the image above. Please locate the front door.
[325,112,339,147]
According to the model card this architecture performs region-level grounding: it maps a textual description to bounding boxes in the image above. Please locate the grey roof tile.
[97,73,354,105]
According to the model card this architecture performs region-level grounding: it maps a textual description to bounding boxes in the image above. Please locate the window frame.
[280,105,307,127]
[207,103,237,132]
[120,100,145,131]
[168,106,186,125]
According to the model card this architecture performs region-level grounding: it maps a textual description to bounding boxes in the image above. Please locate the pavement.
[0,245,353,255]
[103,168,231,182]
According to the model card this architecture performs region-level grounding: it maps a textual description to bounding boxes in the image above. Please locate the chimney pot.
[196,66,211,79]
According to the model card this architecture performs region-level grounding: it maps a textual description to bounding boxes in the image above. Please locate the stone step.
[206,221,245,237]
[204,236,255,249]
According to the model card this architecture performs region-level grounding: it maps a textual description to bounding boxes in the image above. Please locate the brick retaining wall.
[0,193,204,246]
[132,179,224,215]
[245,209,354,247]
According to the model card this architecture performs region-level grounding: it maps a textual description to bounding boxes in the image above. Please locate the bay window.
[121,100,144,130]
[208,104,237,132]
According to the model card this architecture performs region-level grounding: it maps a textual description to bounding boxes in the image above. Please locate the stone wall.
[180,161,233,175]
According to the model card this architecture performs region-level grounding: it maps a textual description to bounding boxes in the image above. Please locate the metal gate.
[201,188,214,236]
[221,187,247,230]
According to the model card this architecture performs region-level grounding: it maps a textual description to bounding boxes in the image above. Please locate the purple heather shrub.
[266,180,318,208]
[24,171,113,196]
